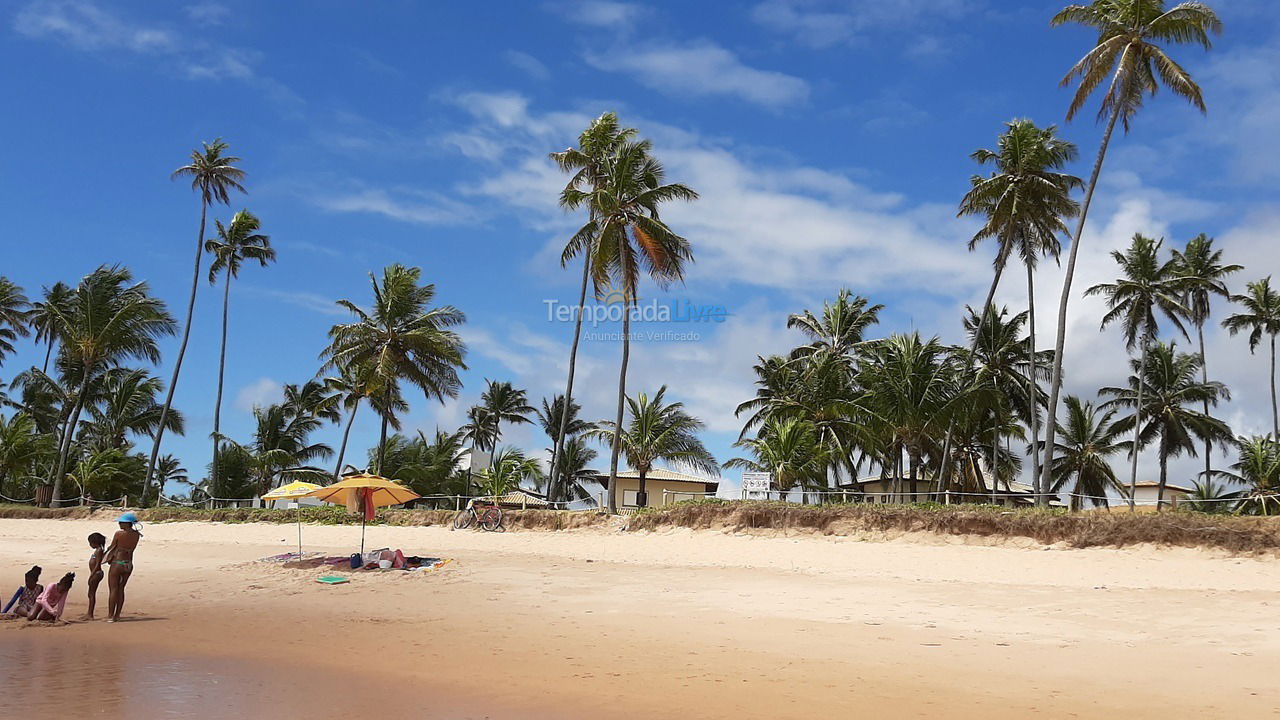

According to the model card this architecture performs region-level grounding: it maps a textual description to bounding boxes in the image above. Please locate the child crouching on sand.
[2,566,42,618]
[86,532,106,620]
[28,573,74,623]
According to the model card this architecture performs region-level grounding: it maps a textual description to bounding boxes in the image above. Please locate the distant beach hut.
[302,473,420,554]
[1128,481,1194,510]
[262,481,321,557]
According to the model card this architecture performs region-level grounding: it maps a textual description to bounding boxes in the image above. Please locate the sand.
[1,518,1278,719]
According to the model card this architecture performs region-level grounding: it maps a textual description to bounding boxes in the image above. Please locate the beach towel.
[315,576,350,585]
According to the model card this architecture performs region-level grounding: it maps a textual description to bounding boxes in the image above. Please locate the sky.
[2,0,1279,497]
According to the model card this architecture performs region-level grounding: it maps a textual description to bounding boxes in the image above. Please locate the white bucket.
[378,559,392,569]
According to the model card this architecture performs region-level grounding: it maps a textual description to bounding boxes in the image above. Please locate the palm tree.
[479,380,535,467]
[231,396,334,496]
[205,209,275,491]
[1039,0,1222,501]
[1170,233,1241,483]
[146,139,247,500]
[589,386,718,508]
[965,305,1051,496]
[564,133,699,512]
[0,277,30,367]
[28,282,72,373]
[324,363,402,480]
[152,454,188,502]
[725,418,827,501]
[460,405,497,492]
[1183,478,1244,514]
[0,412,54,496]
[1210,435,1280,515]
[80,368,184,453]
[1222,277,1280,437]
[536,394,595,501]
[476,447,544,501]
[786,289,883,360]
[321,264,467,472]
[957,120,1081,495]
[46,266,176,505]
[859,333,960,500]
[1047,396,1129,509]
[1085,233,1188,506]
[1101,342,1232,509]
[548,112,638,502]
[552,436,599,501]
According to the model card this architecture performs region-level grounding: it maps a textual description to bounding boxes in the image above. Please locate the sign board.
[741,472,772,493]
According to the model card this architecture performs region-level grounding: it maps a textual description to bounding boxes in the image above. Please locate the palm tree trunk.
[550,257,591,504]
[334,402,359,480]
[211,266,232,494]
[1126,337,1150,511]
[1026,263,1042,497]
[1038,104,1122,506]
[908,447,919,500]
[377,413,389,475]
[638,468,648,508]
[606,297,633,514]
[1156,440,1169,511]
[41,341,53,374]
[1197,322,1212,486]
[1271,333,1278,438]
[991,408,1001,505]
[50,388,88,506]
[144,198,208,506]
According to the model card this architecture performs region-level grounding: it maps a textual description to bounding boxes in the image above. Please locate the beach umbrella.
[262,481,322,558]
[301,474,420,554]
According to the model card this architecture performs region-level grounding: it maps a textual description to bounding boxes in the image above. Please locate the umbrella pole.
[297,505,303,558]
[360,495,366,556]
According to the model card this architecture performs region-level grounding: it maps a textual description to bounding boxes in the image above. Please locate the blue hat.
[117,512,138,524]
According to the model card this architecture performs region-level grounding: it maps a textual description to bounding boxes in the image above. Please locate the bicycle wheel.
[480,507,504,532]
[453,511,474,530]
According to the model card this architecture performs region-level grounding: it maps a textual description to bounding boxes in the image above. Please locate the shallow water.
[0,631,453,719]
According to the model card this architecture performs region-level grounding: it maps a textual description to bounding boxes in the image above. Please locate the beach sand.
[1,517,1278,719]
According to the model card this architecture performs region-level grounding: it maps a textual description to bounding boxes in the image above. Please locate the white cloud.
[311,186,475,226]
[235,377,283,412]
[184,2,229,25]
[554,1,645,27]
[504,50,550,80]
[585,42,810,107]
[751,0,977,50]
[14,0,265,83]
[247,288,347,317]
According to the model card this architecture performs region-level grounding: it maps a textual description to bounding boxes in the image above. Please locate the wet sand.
[1,518,1278,719]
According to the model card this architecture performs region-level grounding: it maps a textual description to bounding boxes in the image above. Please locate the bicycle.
[452,501,504,532]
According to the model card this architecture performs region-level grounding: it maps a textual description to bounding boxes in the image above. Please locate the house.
[584,468,719,508]
[836,475,1060,507]
[490,489,552,510]
[1128,481,1194,509]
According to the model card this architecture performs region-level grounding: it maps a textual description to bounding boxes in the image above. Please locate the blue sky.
[3,0,1279,494]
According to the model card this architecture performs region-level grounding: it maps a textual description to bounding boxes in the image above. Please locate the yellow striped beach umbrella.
[262,481,321,557]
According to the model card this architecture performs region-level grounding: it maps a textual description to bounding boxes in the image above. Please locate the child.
[2,566,42,618]
[86,532,106,620]
[28,572,74,623]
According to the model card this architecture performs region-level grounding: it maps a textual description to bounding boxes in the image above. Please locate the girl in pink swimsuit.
[28,573,74,622]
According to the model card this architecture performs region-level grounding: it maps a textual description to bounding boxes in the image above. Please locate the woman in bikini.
[103,512,141,623]
[2,566,42,618]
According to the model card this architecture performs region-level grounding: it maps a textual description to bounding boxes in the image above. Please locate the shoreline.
[3,518,1279,718]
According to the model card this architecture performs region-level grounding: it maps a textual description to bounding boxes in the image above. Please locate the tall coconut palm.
[1085,233,1188,506]
[1222,277,1280,437]
[0,277,30,367]
[589,386,718,507]
[1039,0,1222,501]
[1170,233,1241,482]
[564,135,698,512]
[46,266,176,505]
[479,380,535,467]
[1101,342,1232,509]
[957,119,1081,495]
[548,112,638,500]
[205,209,275,491]
[725,417,827,500]
[786,289,884,360]
[320,264,467,473]
[1047,395,1129,509]
[146,139,247,502]
[28,282,72,373]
